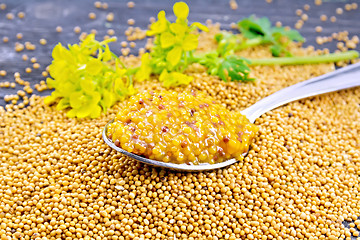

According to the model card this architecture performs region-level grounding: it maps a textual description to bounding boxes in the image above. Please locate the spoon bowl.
[103,62,360,171]
[103,120,238,171]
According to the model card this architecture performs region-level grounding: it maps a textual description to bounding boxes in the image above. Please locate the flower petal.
[160,32,176,48]
[135,53,152,82]
[173,2,189,20]
[166,46,182,66]
[86,58,103,75]
[147,10,168,36]
[182,34,198,51]
[191,22,209,32]
[56,98,70,110]
[169,23,187,36]
[159,70,193,88]
[70,91,86,109]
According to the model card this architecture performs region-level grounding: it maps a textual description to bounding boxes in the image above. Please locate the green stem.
[236,37,264,50]
[249,51,359,66]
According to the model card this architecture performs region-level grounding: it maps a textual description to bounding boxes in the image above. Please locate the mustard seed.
[33,63,40,69]
[16,33,23,39]
[107,29,115,36]
[0,23,360,240]
[15,43,24,52]
[336,7,343,14]
[129,41,136,48]
[127,18,135,25]
[39,38,47,45]
[22,54,28,61]
[74,26,81,34]
[106,12,114,22]
[229,0,238,10]
[56,26,63,32]
[149,16,156,23]
[94,1,101,8]
[6,12,14,20]
[127,1,135,8]
[315,26,323,33]
[295,9,302,16]
[88,12,96,19]
[17,11,25,18]
[102,2,108,9]
[301,14,308,21]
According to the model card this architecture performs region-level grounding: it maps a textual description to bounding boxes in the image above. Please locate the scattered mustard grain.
[106,12,114,22]
[127,1,135,8]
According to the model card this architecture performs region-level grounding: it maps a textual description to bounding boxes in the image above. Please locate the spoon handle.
[241,62,360,123]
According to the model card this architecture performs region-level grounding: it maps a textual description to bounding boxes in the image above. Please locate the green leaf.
[271,27,304,43]
[218,56,254,82]
[237,15,304,57]
[215,32,239,56]
[238,16,271,40]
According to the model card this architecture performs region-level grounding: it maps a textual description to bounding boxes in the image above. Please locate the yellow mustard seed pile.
[107,91,258,165]
[1,24,360,240]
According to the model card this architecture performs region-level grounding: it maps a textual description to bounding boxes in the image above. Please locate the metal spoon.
[103,62,360,171]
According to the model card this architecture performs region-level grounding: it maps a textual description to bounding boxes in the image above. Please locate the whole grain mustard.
[107,90,258,164]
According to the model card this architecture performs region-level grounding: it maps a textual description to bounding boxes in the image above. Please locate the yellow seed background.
[0,25,360,240]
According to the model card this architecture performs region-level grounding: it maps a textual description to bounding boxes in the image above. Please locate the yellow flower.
[159,70,193,88]
[191,22,209,32]
[166,46,183,67]
[135,53,152,81]
[173,2,189,20]
[162,31,198,66]
[147,11,168,36]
